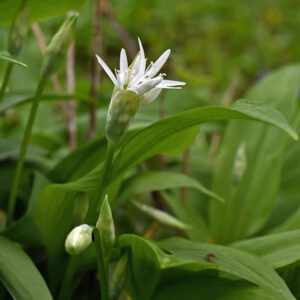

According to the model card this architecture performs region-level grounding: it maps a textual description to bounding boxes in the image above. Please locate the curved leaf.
[63,100,297,194]
[0,235,52,300]
[209,64,300,243]
[0,51,28,67]
[153,276,283,300]
[158,237,295,300]
[232,229,300,269]
[120,234,295,300]
[111,99,297,183]
[114,171,223,208]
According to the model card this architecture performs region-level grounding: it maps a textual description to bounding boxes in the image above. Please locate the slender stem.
[87,141,115,222]
[94,229,109,300]
[0,63,13,103]
[7,78,46,224]
[96,141,115,209]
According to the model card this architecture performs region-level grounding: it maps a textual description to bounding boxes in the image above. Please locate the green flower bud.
[8,0,28,56]
[105,88,140,144]
[40,13,78,80]
[65,224,93,255]
[96,195,116,262]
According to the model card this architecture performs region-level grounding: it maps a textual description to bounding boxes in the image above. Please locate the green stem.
[94,229,109,300]
[7,77,46,224]
[0,63,13,103]
[89,142,115,218]
[98,141,115,199]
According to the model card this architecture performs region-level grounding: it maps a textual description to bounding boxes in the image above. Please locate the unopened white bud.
[65,224,93,255]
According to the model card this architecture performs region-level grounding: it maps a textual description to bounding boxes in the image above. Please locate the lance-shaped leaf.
[115,171,223,208]
[0,51,28,67]
[0,235,52,300]
[231,229,300,269]
[209,64,300,243]
[119,235,295,300]
[132,201,189,230]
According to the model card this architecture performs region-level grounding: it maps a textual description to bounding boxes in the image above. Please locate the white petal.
[119,48,128,74]
[96,54,118,87]
[141,88,162,105]
[136,77,163,95]
[128,39,146,87]
[127,56,142,88]
[136,37,146,78]
[145,49,171,78]
[157,80,186,88]
[127,52,140,83]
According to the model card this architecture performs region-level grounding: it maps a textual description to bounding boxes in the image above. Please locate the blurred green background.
[0,0,299,145]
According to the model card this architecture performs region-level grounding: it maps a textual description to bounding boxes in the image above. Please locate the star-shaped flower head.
[96,38,185,144]
[96,38,185,105]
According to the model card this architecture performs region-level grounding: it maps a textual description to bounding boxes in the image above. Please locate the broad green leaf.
[0,235,52,300]
[0,138,48,167]
[153,276,283,300]
[114,171,223,208]
[35,184,77,290]
[64,99,297,195]
[0,51,28,67]
[0,0,85,26]
[209,64,300,243]
[57,246,96,300]
[111,99,297,184]
[33,99,296,290]
[3,172,49,246]
[150,126,199,156]
[120,234,295,300]
[270,208,300,233]
[232,230,300,269]
[266,143,300,229]
[159,238,295,300]
[49,135,107,182]
[161,191,213,242]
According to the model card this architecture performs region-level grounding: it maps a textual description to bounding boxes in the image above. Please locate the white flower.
[96,38,185,105]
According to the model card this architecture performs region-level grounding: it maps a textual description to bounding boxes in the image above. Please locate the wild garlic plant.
[64,39,185,300]
[1,2,300,300]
